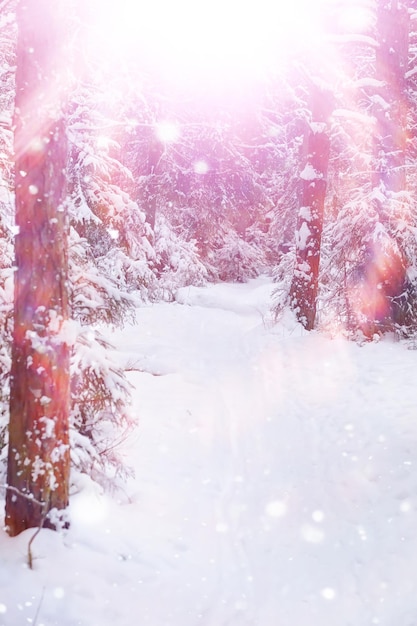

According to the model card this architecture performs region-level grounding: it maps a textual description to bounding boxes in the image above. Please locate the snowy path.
[2,277,417,625]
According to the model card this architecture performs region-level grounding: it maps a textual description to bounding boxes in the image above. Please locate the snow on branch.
[405,66,417,80]
[332,109,375,125]
[354,78,385,90]
[326,34,379,48]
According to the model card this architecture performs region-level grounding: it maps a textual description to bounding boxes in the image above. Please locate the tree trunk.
[373,0,409,194]
[290,86,331,330]
[5,0,70,536]
[364,0,409,334]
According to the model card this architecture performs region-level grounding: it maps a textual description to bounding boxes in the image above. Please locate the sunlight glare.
[338,4,375,34]
[93,0,326,82]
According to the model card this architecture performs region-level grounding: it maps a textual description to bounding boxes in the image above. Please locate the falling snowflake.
[321,587,336,600]
[301,524,324,544]
[312,510,324,523]
[265,500,287,518]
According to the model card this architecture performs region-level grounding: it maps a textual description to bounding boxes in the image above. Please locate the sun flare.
[91,0,328,83]
[336,4,375,34]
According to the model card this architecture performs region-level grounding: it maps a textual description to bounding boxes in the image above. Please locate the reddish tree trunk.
[290,86,331,330]
[5,0,70,536]
[373,0,409,194]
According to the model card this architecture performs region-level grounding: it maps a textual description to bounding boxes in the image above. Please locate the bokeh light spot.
[265,500,287,518]
[155,121,180,143]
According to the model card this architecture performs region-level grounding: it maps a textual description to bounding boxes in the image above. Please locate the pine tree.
[6,0,71,535]
[0,0,16,480]
[289,84,332,330]
[322,0,415,337]
[363,0,410,334]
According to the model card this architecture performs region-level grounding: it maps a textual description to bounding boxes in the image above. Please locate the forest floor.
[1,276,417,625]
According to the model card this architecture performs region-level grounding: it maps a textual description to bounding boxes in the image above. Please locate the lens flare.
[348,237,406,335]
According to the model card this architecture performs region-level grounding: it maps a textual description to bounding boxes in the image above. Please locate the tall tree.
[6,0,71,535]
[301,0,416,337]
[289,84,332,330]
[363,0,410,334]
[0,0,16,467]
[337,0,411,337]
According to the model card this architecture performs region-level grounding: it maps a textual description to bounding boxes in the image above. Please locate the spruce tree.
[6,0,71,535]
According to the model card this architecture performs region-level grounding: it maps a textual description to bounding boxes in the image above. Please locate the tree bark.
[5,0,70,536]
[373,0,409,194]
[290,86,331,330]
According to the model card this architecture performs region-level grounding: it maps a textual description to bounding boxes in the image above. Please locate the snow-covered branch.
[326,34,379,48]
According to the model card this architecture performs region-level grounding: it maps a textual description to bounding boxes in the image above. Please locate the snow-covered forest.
[1,0,417,624]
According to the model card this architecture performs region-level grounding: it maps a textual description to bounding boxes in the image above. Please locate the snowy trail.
[2,277,417,625]
[118,288,272,626]
[110,278,417,625]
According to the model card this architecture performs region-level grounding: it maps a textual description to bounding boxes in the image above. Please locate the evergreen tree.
[0,0,16,479]
[289,83,332,330]
[322,0,417,337]
[6,0,71,536]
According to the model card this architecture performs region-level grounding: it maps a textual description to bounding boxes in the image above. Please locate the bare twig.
[1,484,49,570]
[3,484,44,507]
[27,507,49,570]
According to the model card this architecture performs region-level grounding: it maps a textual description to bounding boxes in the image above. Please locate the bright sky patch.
[90,0,331,86]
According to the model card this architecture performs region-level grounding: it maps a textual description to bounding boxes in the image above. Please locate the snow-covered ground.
[1,276,417,626]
